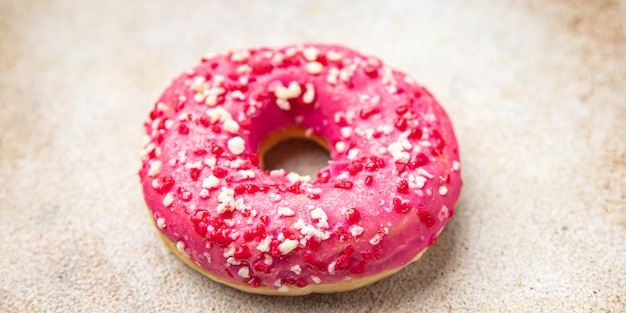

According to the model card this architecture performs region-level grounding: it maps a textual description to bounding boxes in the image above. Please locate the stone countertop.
[1,1,624,312]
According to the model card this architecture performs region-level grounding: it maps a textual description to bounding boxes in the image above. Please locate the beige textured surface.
[1,0,625,312]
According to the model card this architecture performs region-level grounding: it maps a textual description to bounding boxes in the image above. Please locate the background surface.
[1,1,625,312]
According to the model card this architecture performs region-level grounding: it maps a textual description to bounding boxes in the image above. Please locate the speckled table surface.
[1,1,625,312]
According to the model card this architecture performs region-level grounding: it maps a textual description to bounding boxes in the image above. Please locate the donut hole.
[258,126,331,179]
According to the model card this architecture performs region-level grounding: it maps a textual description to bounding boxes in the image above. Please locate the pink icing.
[139,44,462,292]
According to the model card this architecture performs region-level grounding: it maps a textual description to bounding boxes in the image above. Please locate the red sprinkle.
[395,105,409,115]
[359,106,380,119]
[191,210,209,237]
[417,209,436,228]
[248,277,262,288]
[413,153,429,167]
[397,179,409,194]
[213,167,228,178]
[308,193,321,200]
[210,143,224,156]
[394,117,407,131]
[178,123,189,135]
[199,116,211,127]
[346,160,364,175]
[334,180,353,189]
[157,176,174,194]
[287,181,304,194]
[253,260,270,273]
[408,128,423,139]
[234,185,246,195]
[364,175,374,186]
[345,208,361,224]
[392,197,411,213]
[193,148,207,156]
[189,168,201,181]
[233,246,251,259]
[428,234,438,246]
[335,227,351,241]
[249,154,259,166]
[251,60,274,75]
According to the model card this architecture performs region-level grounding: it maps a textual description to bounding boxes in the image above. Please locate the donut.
[139,44,462,295]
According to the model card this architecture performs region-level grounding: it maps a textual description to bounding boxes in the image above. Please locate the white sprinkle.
[274,279,282,287]
[311,276,321,284]
[306,62,323,74]
[452,161,461,171]
[272,52,284,65]
[274,81,302,99]
[206,106,232,123]
[327,68,339,85]
[285,47,297,57]
[336,171,350,180]
[231,50,250,62]
[176,241,188,257]
[439,186,448,195]
[286,172,311,183]
[148,160,162,177]
[311,207,329,228]
[164,119,174,129]
[417,167,434,178]
[278,285,290,293]
[369,234,383,245]
[230,90,246,101]
[302,83,315,104]
[276,99,291,111]
[340,127,352,139]
[303,46,319,61]
[213,75,225,85]
[438,205,450,221]
[413,176,427,189]
[350,225,364,237]
[278,239,299,255]
[335,141,346,153]
[264,254,273,265]
[328,261,337,275]
[199,188,209,198]
[236,64,251,73]
[226,257,241,265]
[257,237,272,252]
[277,206,295,217]
[290,265,302,275]
[223,119,240,134]
[347,148,360,160]
[311,207,327,221]
[156,218,166,229]
[227,137,246,155]
[237,267,250,278]
[326,50,343,61]
[163,193,174,207]
[202,175,220,189]
[270,169,286,176]
[238,169,255,179]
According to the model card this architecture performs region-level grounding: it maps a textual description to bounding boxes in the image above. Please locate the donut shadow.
[245,197,468,311]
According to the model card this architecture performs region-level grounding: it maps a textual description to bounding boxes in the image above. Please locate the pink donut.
[139,44,462,295]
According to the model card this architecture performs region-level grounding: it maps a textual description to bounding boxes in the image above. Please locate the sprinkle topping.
[140,44,461,292]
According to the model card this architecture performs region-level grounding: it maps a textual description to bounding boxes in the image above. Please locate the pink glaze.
[139,44,462,292]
